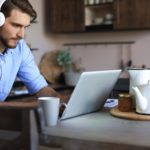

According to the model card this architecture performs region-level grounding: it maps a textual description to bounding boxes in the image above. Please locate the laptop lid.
[60,70,121,120]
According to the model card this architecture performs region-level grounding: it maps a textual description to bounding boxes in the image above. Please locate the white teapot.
[128,68,150,95]
[132,81,150,114]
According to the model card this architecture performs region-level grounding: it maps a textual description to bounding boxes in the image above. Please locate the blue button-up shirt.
[0,39,48,101]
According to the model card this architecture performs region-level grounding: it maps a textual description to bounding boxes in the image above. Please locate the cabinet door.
[45,0,85,33]
[114,0,150,30]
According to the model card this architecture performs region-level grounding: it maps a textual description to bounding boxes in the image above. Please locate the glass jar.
[118,93,133,112]
[88,0,95,5]
[84,0,88,5]
[95,0,100,4]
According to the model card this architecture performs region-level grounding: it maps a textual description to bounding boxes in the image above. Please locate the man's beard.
[0,36,19,49]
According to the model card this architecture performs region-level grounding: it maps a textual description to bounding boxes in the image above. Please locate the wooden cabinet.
[114,0,150,30]
[44,0,85,33]
[45,0,150,33]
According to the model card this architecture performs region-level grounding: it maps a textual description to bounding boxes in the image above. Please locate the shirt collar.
[0,48,14,55]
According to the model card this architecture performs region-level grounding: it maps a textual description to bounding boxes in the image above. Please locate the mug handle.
[59,102,67,120]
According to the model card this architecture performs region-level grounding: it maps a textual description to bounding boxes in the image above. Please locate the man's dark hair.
[1,0,37,23]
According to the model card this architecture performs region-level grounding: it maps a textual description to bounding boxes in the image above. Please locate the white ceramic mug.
[38,97,67,126]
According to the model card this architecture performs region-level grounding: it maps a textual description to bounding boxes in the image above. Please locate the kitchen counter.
[42,111,150,150]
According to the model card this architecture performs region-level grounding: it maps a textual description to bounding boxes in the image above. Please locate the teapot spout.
[132,87,147,111]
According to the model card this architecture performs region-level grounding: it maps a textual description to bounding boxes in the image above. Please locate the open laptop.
[60,70,121,120]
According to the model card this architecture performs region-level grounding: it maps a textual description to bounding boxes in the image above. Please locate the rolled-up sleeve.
[24,74,48,94]
[18,40,48,94]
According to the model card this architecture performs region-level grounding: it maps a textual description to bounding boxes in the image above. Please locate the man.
[0,0,59,101]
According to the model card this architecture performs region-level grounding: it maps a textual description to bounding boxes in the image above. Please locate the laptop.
[60,70,121,120]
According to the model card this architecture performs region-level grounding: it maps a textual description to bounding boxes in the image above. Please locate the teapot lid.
[119,93,132,98]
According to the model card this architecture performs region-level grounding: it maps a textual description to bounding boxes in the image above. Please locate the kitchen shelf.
[31,48,38,51]
[64,41,135,46]
[85,24,113,31]
[85,2,113,8]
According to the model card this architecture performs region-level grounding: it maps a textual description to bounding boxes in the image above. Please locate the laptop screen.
[60,70,121,120]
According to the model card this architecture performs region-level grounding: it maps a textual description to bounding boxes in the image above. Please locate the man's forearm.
[35,86,59,98]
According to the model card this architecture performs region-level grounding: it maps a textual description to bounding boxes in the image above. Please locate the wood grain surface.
[110,107,150,121]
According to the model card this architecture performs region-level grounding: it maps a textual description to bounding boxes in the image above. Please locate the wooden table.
[42,111,150,150]
[0,96,39,150]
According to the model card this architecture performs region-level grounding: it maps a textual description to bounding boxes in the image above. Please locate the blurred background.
[26,0,150,71]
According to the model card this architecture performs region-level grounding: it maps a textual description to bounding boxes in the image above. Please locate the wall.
[27,0,150,72]
[26,0,56,62]
[49,31,150,71]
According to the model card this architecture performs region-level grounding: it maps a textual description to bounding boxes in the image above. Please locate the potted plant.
[57,48,73,72]
[56,49,83,86]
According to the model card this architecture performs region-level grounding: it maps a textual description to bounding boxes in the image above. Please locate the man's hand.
[35,86,67,102]
[35,86,59,98]
[35,86,67,116]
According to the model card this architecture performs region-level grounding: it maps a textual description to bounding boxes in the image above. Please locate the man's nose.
[17,28,25,39]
